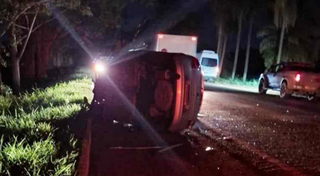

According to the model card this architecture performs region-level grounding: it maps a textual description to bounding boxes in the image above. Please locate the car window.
[269,65,279,73]
[277,64,285,72]
[201,58,218,67]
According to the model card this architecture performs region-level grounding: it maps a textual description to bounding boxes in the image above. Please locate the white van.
[197,50,220,81]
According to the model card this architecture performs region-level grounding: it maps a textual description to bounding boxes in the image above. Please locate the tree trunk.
[219,36,228,77]
[276,22,285,64]
[312,39,320,62]
[10,13,37,94]
[9,25,20,94]
[243,14,255,82]
[12,58,20,94]
[0,41,2,95]
[217,21,223,58]
[231,12,243,80]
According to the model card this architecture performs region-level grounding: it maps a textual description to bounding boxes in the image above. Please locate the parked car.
[92,51,204,132]
[258,62,320,100]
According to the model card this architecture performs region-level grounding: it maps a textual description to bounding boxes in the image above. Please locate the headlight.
[94,62,107,74]
[215,67,220,73]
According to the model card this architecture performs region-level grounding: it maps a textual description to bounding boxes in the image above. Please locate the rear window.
[201,58,218,67]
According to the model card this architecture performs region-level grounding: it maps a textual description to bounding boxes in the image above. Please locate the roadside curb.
[76,114,92,176]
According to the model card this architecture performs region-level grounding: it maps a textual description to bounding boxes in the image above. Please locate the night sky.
[121,0,320,52]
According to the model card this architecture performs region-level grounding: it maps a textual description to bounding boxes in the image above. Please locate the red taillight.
[192,58,200,68]
[191,37,197,41]
[295,74,301,82]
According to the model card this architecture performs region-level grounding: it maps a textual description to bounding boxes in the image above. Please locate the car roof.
[108,50,197,67]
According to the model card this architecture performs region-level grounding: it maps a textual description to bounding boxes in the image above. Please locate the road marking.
[197,120,306,176]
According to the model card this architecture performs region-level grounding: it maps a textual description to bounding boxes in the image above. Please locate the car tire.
[280,82,290,99]
[307,94,316,101]
[258,80,267,95]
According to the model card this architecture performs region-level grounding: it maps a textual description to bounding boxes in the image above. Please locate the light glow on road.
[204,82,280,96]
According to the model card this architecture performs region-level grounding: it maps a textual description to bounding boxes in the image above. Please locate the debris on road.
[158,143,184,153]
[205,147,215,152]
[109,146,164,150]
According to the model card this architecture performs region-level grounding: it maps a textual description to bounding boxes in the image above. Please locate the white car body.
[196,50,220,81]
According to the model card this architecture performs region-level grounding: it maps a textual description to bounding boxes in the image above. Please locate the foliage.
[0,84,12,96]
[258,25,307,68]
[215,78,259,87]
[0,77,93,176]
[273,0,297,29]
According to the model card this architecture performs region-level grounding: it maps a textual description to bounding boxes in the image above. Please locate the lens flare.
[94,63,105,73]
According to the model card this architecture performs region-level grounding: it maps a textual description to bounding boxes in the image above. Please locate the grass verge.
[214,78,259,87]
[0,76,93,176]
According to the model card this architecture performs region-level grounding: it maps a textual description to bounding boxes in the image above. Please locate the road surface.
[199,82,320,176]
[85,82,320,176]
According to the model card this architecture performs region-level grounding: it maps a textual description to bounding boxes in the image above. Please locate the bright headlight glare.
[215,67,220,73]
[94,63,106,73]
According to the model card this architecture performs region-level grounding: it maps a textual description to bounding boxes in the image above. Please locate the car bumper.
[204,75,218,80]
[292,85,320,96]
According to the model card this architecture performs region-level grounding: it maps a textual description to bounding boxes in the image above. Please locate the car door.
[266,65,278,88]
[273,64,285,88]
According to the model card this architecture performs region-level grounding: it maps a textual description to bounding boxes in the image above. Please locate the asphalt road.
[88,82,260,176]
[86,82,320,176]
[199,82,320,176]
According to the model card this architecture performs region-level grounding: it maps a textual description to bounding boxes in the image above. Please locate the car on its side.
[92,51,204,132]
[258,62,320,100]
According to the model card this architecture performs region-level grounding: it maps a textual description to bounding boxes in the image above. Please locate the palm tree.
[274,0,297,64]
[258,25,307,68]
[210,0,232,60]
[219,35,228,76]
[231,0,255,80]
[231,6,245,80]
[243,13,254,82]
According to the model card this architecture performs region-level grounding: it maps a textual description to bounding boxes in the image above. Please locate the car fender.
[280,78,293,91]
[259,74,269,87]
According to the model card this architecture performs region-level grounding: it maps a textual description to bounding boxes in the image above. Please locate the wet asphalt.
[200,83,320,176]
[87,83,320,176]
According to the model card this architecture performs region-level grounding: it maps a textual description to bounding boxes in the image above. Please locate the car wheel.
[280,82,290,99]
[307,94,316,101]
[258,80,267,94]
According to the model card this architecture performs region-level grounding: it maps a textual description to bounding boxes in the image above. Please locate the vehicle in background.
[197,50,220,82]
[92,51,204,132]
[155,34,198,57]
[259,62,320,100]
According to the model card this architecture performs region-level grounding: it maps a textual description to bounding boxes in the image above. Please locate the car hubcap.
[308,94,315,101]
[280,84,286,97]
[259,82,263,92]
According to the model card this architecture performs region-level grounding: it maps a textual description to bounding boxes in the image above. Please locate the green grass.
[215,78,259,87]
[0,75,93,176]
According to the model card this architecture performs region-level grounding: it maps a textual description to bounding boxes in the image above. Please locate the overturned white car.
[92,51,204,132]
